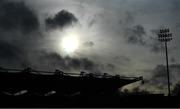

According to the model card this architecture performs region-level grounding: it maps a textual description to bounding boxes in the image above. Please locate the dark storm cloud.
[0,41,23,60]
[36,52,108,73]
[104,63,115,71]
[149,64,180,89]
[45,10,78,30]
[150,42,162,53]
[114,55,131,67]
[152,65,166,78]
[0,1,39,33]
[144,65,167,89]
[148,29,162,53]
[0,0,40,68]
[141,29,163,53]
[0,0,114,73]
[124,25,146,46]
[83,41,94,47]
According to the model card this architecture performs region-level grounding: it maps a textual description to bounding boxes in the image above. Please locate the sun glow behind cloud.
[61,32,79,54]
[1,0,180,94]
[49,27,82,57]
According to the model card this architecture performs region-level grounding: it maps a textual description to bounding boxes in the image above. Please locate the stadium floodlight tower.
[158,28,173,96]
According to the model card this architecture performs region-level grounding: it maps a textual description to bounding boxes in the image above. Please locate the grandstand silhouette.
[0,67,143,96]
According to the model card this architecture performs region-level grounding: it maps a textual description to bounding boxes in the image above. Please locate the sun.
[61,33,79,54]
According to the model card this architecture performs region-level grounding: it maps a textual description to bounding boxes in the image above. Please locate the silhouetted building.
[0,67,143,96]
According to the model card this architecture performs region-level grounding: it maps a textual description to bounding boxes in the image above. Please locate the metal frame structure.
[0,67,143,80]
[158,28,173,96]
[0,67,143,96]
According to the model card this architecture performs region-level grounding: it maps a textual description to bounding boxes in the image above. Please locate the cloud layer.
[0,0,180,94]
[45,9,78,30]
[0,1,39,33]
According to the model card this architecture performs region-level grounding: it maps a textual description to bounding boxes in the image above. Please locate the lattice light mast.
[158,28,173,96]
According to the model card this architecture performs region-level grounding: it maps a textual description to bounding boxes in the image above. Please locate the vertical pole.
[165,41,171,96]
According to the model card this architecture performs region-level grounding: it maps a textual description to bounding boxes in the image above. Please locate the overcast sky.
[1,0,180,94]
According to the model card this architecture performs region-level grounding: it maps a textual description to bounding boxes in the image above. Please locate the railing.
[0,67,143,81]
